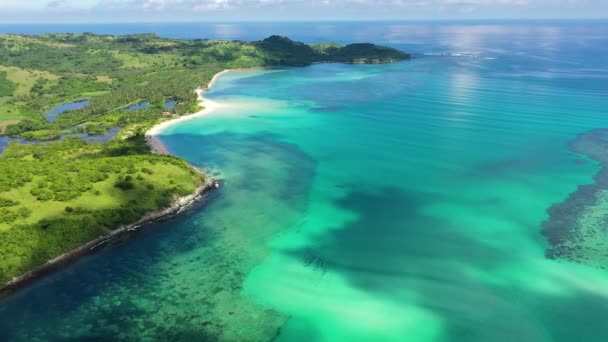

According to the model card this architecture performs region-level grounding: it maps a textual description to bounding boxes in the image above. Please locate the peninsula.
[0,33,410,289]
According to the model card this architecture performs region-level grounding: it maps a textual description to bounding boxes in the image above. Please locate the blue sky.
[1,0,607,22]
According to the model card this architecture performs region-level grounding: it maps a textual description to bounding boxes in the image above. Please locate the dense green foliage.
[0,71,17,97]
[253,36,410,66]
[316,42,410,63]
[0,136,205,284]
[0,33,408,285]
[0,33,409,139]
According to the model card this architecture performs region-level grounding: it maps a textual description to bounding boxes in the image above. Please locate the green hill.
[0,33,409,286]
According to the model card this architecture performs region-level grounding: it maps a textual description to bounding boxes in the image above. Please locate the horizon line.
[1,18,607,25]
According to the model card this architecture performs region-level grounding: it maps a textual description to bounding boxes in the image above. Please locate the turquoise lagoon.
[1,22,608,341]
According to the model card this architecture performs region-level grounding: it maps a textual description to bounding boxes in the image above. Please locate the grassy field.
[0,65,60,96]
[0,103,41,119]
[0,33,409,285]
[95,75,113,84]
[0,64,60,128]
[0,120,20,134]
[0,100,44,133]
[110,50,180,69]
[0,160,199,232]
[0,137,206,283]
[0,34,75,52]
[0,33,408,141]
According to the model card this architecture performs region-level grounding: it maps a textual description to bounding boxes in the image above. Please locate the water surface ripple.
[1,21,608,341]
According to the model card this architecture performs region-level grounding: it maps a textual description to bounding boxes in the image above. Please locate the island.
[0,33,410,290]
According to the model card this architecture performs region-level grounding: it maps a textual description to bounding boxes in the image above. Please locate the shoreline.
[0,71,233,296]
[0,178,217,297]
[145,69,231,154]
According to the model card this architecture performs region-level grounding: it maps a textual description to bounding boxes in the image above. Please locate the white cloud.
[88,0,533,12]
[1,0,606,21]
[441,0,529,4]
[92,0,292,12]
[47,0,68,8]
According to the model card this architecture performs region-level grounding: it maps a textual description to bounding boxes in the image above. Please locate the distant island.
[0,33,410,289]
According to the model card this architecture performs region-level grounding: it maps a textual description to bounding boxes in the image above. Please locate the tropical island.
[0,33,410,289]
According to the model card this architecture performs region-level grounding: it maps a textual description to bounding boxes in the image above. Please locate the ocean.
[1,21,608,341]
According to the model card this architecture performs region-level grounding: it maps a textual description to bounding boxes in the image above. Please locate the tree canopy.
[0,33,409,285]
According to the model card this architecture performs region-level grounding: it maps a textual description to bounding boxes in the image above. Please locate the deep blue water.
[1,21,608,341]
[0,20,606,44]
[2,20,606,95]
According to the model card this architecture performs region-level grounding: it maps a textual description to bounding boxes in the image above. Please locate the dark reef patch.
[283,186,558,340]
[0,129,321,341]
[542,129,608,268]
[163,131,317,212]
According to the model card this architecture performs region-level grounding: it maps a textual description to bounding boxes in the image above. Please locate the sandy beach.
[1,71,232,294]
[145,69,231,154]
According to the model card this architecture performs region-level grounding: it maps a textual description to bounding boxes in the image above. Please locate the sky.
[1,0,607,23]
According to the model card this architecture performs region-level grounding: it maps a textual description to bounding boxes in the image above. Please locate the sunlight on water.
[2,21,608,341]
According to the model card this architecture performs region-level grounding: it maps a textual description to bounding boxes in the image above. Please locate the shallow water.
[71,126,121,144]
[0,127,120,155]
[124,101,149,112]
[1,21,608,341]
[0,136,26,153]
[124,101,176,112]
[164,101,176,110]
[43,100,90,122]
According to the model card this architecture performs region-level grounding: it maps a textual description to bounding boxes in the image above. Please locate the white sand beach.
[145,69,231,153]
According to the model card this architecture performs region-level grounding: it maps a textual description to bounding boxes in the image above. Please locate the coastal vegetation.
[0,71,17,97]
[0,136,205,284]
[0,33,409,285]
[0,34,409,140]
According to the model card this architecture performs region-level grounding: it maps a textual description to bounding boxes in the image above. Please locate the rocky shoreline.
[0,177,219,297]
[146,134,171,155]
[0,73,231,297]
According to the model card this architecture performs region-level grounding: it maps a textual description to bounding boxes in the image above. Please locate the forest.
[0,136,206,284]
[0,33,409,285]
